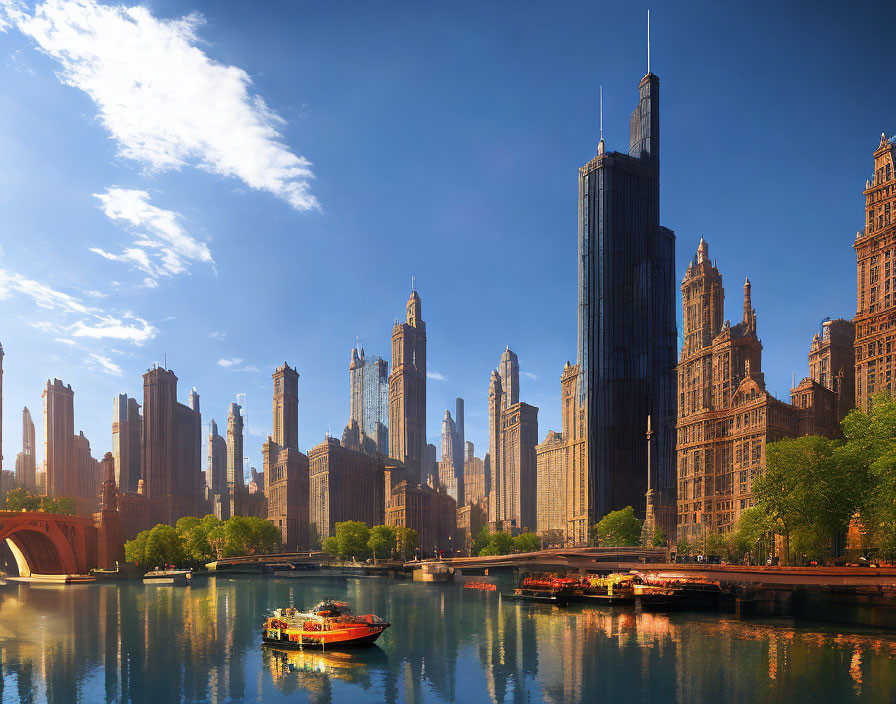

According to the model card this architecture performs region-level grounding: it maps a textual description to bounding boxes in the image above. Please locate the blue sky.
[0,0,892,479]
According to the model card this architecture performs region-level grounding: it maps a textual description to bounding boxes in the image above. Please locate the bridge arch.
[0,512,96,576]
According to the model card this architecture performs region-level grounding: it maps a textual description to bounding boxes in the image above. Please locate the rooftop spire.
[647,9,651,74]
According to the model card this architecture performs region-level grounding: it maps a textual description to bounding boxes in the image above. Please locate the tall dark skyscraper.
[577,69,677,523]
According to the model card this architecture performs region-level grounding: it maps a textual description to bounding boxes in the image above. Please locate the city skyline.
[0,1,894,475]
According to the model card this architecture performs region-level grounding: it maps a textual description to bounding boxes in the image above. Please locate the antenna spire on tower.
[411,275,416,292]
[647,9,651,74]
[600,84,603,140]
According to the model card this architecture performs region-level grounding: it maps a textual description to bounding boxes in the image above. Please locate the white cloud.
[8,0,318,211]
[0,267,91,314]
[427,371,448,382]
[86,352,122,376]
[92,188,213,279]
[55,337,77,346]
[209,330,226,340]
[217,357,242,368]
[69,314,156,344]
[217,357,258,373]
[522,371,538,381]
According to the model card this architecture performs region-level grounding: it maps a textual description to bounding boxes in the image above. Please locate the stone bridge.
[0,511,99,576]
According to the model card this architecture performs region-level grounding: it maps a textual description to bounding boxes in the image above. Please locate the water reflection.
[1,576,895,703]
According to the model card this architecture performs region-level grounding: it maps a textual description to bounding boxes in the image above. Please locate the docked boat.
[504,588,569,605]
[143,569,191,585]
[262,600,390,648]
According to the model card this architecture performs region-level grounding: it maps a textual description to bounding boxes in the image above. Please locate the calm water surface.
[1,575,895,703]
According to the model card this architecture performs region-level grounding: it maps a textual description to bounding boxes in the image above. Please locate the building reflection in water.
[2,577,896,703]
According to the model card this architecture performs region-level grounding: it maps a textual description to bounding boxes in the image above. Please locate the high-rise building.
[43,378,75,498]
[308,435,385,541]
[349,348,389,454]
[265,363,310,550]
[535,430,566,540]
[463,450,488,507]
[676,240,798,540]
[389,288,427,483]
[561,362,588,545]
[854,134,896,410]
[73,430,101,513]
[112,394,142,494]
[207,419,228,519]
[15,406,37,490]
[487,347,538,532]
[454,398,465,506]
[141,366,202,523]
[577,69,677,525]
[227,402,244,517]
[438,409,458,502]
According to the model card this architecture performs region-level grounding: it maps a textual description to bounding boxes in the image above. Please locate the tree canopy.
[4,488,75,515]
[590,506,642,547]
[368,524,396,561]
[512,532,541,554]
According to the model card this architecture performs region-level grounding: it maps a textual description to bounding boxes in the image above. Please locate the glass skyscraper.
[577,70,677,523]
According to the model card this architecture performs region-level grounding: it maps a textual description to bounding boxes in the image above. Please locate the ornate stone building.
[488,347,538,532]
[676,239,799,541]
[535,430,566,540]
[577,69,677,527]
[385,478,456,555]
[15,406,36,490]
[112,394,142,494]
[349,347,389,454]
[809,319,855,419]
[141,367,202,524]
[854,133,896,409]
[264,363,310,550]
[463,442,488,508]
[73,430,101,515]
[389,288,427,483]
[561,362,589,545]
[307,435,385,541]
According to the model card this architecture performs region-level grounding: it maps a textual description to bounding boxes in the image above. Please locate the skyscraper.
[227,402,244,517]
[265,363,310,550]
[389,288,427,483]
[438,409,458,502]
[112,394,142,494]
[142,366,202,523]
[207,419,228,519]
[15,406,37,490]
[349,348,389,454]
[854,132,896,409]
[454,397,465,506]
[43,378,75,498]
[577,68,677,524]
[488,347,538,531]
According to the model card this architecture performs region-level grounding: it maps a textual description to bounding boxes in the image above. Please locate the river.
[0,575,894,703]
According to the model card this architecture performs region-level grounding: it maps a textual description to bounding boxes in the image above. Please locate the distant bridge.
[0,511,98,576]
[414,546,669,571]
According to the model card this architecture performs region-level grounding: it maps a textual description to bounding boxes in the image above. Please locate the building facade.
[112,394,142,494]
[15,406,37,490]
[227,402,244,517]
[854,133,896,410]
[43,378,75,499]
[385,479,456,555]
[561,362,589,545]
[535,430,566,540]
[676,239,799,541]
[577,70,677,526]
[389,289,427,483]
[264,363,310,550]
[141,366,202,524]
[307,435,385,541]
[207,419,228,519]
[349,348,389,455]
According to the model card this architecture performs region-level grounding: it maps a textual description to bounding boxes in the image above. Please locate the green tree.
[470,526,490,557]
[840,392,896,559]
[322,536,339,556]
[512,532,541,554]
[591,506,643,547]
[704,532,725,557]
[727,507,772,563]
[5,488,40,511]
[756,435,866,563]
[479,531,513,556]
[176,516,218,564]
[143,524,185,567]
[652,525,667,548]
[394,526,418,560]
[207,523,226,561]
[309,523,321,551]
[124,529,150,566]
[676,538,692,556]
[368,524,396,561]
[334,521,370,560]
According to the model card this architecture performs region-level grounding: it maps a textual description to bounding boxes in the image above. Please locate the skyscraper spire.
[647,9,651,74]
